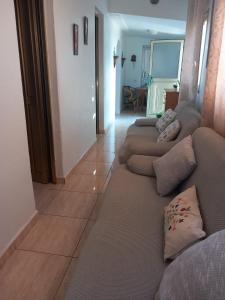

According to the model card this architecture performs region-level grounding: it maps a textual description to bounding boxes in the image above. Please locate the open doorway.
[14,0,56,184]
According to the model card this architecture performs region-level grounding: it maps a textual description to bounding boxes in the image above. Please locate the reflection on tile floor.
[0,112,144,299]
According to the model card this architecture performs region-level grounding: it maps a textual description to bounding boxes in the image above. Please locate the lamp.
[131,54,136,62]
[121,52,126,68]
[113,48,119,68]
[131,54,137,68]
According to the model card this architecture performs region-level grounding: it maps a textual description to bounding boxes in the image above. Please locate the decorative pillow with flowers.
[156,109,177,133]
[157,120,181,143]
[164,185,206,261]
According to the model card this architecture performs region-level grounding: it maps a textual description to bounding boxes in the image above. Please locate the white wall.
[108,0,188,21]
[0,0,36,256]
[52,0,122,176]
[122,35,150,87]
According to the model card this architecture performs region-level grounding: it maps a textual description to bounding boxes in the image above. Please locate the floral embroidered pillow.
[157,120,181,143]
[155,109,177,133]
[164,186,206,261]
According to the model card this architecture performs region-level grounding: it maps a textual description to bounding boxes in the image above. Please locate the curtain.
[141,45,151,86]
[179,0,210,103]
[202,0,225,136]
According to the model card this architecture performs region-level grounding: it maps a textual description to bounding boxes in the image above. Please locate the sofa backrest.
[174,101,195,114]
[176,105,202,141]
[181,127,225,235]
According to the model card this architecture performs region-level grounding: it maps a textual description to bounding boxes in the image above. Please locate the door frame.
[14,0,56,183]
[95,14,100,134]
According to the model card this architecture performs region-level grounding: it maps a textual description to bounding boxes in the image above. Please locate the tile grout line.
[53,256,74,300]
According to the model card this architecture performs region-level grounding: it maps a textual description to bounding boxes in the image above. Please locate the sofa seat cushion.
[64,165,172,300]
[127,124,159,140]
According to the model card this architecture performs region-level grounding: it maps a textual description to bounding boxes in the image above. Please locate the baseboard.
[55,177,66,184]
[0,211,39,269]
[99,129,105,134]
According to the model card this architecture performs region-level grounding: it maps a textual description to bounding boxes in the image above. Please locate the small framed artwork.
[73,24,79,55]
[83,16,88,45]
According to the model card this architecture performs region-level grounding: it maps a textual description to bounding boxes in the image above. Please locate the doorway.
[147,40,184,116]
[14,0,56,184]
[95,14,100,134]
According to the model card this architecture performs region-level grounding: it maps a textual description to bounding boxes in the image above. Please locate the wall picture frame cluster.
[83,16,88,45]
[73,17,88,55]
[73,24,79,55]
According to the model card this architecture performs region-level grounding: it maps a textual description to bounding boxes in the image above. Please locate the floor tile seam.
[37,213,90,221]
[52,256,74,300]
[13,248,75,259]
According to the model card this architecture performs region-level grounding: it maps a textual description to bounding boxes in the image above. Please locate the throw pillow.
[157,120,181,143]
[155,230,225,300]
[155,109,177,133]
[127,155,157,177]
[153,135,196,196]
[164,185,206,260]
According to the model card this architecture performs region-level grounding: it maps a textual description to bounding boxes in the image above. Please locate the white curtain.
[141,45,151,86]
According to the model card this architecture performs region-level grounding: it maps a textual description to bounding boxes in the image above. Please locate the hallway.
[0,113,142,300]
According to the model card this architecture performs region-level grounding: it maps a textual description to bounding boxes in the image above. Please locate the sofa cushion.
[174,101,195,113]
[64,165,172,300]
[180,127,225,235]
[156,109,177,133]
[127,124,159,140]
[176,107,202,141]
[156,229,225,300]
[157,120,181,143]
[135,118,158,127]
[127,155,157,177]
[153,136,196,196]
[119,105,201,164]
[164,186,206,260]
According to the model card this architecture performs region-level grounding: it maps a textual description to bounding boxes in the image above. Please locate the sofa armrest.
[135,118,158,127]
[119,139,176,163]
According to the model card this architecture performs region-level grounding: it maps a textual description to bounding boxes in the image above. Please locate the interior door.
[147,40,184,116]
[14,0,55,183]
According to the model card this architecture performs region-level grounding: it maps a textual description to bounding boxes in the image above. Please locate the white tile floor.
[0,112,144,299]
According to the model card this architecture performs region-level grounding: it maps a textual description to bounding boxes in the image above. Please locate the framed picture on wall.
[73,24,79,55]
[83,17,88,45]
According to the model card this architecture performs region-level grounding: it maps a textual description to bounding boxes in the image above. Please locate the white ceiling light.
[150,0,159,4]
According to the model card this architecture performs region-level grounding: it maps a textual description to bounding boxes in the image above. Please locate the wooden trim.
[55,177,66,184]
[37,0,57,183]
[14,0,56,183]
[95,15,100,134]
[0,212,39,269]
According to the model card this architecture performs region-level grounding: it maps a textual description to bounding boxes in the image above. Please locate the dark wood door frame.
[95,15,100,134]
[14,0,56,183]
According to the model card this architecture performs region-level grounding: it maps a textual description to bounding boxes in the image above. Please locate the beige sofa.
[119,102,202,163]
[64,127,225,299]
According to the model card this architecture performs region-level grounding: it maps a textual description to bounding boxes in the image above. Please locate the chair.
[123,86,138,111]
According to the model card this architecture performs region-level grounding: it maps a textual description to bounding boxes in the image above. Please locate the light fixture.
[121,52,126,68]
[131,54,136,62]
[113,48,119,68]
[150,0,159,4]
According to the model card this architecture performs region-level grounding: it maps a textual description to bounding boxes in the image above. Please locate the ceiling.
[111,14,187,38]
